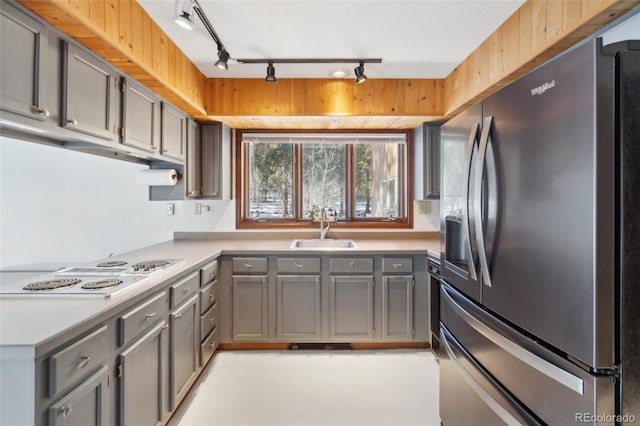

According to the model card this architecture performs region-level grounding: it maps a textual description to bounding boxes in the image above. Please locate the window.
[237,131,413,228]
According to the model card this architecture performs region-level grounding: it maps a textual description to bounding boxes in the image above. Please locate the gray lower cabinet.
[48,366,109,426]
[120,77,160,153]
[0,1,50,123]
[118,321,167,426]
[161,102,186,161]
[276,275,322,340]
[382,275,415,340]
[170,294,199,410]
[62,40,118,142]
[232,275,268,341]
[329,276,375,340]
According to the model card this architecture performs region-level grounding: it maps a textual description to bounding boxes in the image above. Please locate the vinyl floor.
[168,349,440,426]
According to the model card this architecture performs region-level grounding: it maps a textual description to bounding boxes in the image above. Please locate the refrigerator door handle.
[475,116,498,287]
[442,285,585,395]
[440,327,525,425]
[463,123,480,281]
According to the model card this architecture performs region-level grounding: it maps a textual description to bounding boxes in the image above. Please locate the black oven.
[427,254,441,357]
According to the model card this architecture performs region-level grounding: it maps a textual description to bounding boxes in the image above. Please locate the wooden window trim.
[235,129,414,229]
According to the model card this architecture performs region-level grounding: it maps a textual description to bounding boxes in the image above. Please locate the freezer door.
[480,39,616,368]
[440,282,615,425]
[439,325,542,426]
[440,102,482,302]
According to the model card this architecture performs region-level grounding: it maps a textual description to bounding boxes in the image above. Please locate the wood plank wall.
[16,0,640,126]
[444,0,640,115]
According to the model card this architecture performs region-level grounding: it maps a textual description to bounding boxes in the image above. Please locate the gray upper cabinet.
[118,321,167,426]
[276,275,322,340]
[161,102,186,161]
[48,366,109,426]
[382,275,414,341]
[422,123,441,199]
[120,77,160,153]
[62,41,118,142]
[186,118,200,198]
[329,276,375,341]
[0,2,50,123]
[192,122,232,199]
[232,275,268,341]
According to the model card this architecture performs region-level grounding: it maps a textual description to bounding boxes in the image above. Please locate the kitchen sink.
[289,239,358,249]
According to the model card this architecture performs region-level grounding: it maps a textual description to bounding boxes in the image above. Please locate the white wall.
[0,136,178,267]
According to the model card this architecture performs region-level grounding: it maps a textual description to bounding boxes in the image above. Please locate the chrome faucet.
[319,207,330,239]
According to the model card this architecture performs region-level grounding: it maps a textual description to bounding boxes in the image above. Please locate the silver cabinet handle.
[350,260,356,268]
[162,324,169,330]
[209,293,215,301]
[59,405,73,417]
[184,286,192,293]
[393,263,403,268]
[210,342,216,350]
[76,350,95,369]
[243,263,253,269]
[145,312,156,320]
[210,318,215,324]
[174,313,182,319]
[294,262,303,269]
[66,118,78,126]
[34,106,50,117]
[187,190,199,197]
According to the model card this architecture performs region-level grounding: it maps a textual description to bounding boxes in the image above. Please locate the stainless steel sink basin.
[289,239,358,249]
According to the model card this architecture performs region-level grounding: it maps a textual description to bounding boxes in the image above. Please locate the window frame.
[235,129,413,229]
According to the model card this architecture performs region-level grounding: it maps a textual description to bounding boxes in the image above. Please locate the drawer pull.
[243,262,253,269]
[184,286,193,293]
[59,405,73,417]
[162,324,169,330]
[294,262,303,269]
[145,312,156,320]
[209,293,215,301]
[350,260,356,268]
[210,342,216,350]
[393,263,403,268]
[76,350,95,370]
[210,318,215,325]
[66,117,78,126]
[174,313,183,319]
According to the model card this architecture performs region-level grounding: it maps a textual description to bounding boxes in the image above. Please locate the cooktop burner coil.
[81,279,124,289]
[96,260,128,268]
[23,278,82,291]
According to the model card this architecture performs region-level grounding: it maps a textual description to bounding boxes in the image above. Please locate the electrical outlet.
[417,200,432,214]
[195,203,202,215]
[166,203,174,216]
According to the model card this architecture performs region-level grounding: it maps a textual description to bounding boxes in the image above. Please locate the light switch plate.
[417,200,431,214]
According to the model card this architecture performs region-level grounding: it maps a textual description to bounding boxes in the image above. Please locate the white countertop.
[0,236,440,355]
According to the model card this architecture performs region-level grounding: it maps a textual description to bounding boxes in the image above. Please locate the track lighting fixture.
[265,62,277,82]
[174,0,195,30]
[215,49,230,70]
[354,62,367,84]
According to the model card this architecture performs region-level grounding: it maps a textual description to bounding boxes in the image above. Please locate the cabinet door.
[161,102,186,161]
[62,41,117,141]
[200,123,221,198]
[329,276,374,340]
[185,118,200,198]
[48,366,109,426]
[382,275,414,340]
[121,77,160,153]
[0,2,50,121]
[232,275,268,341]
[276,275,321,340]
[170,294,199,410]
[119,321,167,426]
[423,123,441,199]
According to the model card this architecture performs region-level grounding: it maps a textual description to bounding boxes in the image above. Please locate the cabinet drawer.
[277,257,320,274]
[330,257,374,273]
[119,291,167,346]
[232,257,268,273]
[201,260,218,286]
[200,326,219,366]
[199,280,217,314]
[170,271,199,308]
[382,257,413,273]
[200,302,219,339]
[49,325,109,397]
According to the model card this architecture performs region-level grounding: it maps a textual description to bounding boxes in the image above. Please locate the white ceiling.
[138,0,525,80]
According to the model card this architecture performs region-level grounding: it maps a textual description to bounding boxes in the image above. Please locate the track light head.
[265,62,277,82]
[174,0,195,30]
[215,49,230,70]
[354,62,367,84]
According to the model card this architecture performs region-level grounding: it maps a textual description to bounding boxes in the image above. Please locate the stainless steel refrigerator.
[439,37,640,425]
